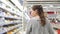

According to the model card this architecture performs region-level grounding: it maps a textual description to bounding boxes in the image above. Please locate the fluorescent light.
[43,7,47,8]
[50,5,53,7]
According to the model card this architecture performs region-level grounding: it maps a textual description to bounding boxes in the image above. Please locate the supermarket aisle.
[0,0,60,34]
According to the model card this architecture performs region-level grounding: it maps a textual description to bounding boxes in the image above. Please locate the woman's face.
[30,9,38,17]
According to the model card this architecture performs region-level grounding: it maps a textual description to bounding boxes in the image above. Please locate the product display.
[0,0,23,34]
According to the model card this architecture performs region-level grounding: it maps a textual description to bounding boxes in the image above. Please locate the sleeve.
[47,19,55,34]
[26,20,32,34]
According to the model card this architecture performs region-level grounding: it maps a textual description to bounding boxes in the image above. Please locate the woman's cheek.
[31,12,34,17]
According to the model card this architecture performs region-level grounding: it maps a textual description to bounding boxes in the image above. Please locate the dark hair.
[32,5,46,26]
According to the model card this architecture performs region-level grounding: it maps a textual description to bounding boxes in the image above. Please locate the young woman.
[26,5,54,34]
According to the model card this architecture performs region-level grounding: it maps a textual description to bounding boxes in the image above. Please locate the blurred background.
[0,0,60,34]
[23,0,60,34]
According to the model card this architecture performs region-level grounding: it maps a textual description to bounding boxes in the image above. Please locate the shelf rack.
[0,0,22,16]
[0,0,23,34]
[0,24,22,34]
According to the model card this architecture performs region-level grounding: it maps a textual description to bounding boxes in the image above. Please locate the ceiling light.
[50,5,53,7]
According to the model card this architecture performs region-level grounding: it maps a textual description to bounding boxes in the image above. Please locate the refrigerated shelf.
[13,27,23,34]
[0,15,22,20]
[0,6,22,17]
[0,3,22,16]
[0,24,22,34]
[0,0,23,34]
[11,0,23,11]
[0,21,22,26]
[0,0,21,12]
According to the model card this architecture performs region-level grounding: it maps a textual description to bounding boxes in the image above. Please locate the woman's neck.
[32,15,40,19]
[35,15,40,18]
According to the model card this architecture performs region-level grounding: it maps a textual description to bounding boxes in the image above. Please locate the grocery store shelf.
[0,0,15,9]
[11,0,23,11]
[5,16,21,20]
[0,21,22,26]
[0,24,22,34]
[0,5,22,17]
[0,15,22,20]
[0,0,23,34]
[0,0,22,15]
[52,23,60,29]
[13,27,23,34]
